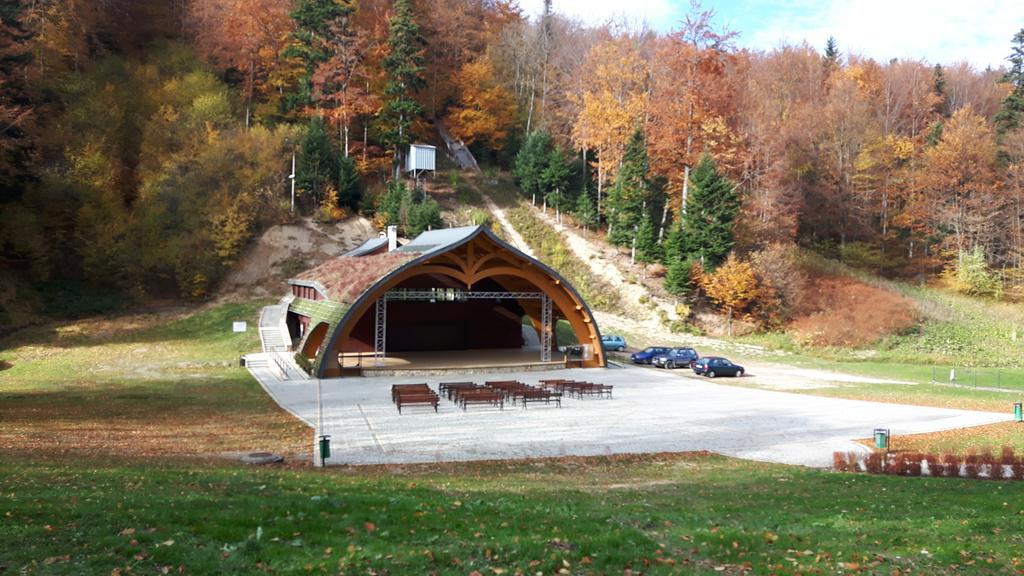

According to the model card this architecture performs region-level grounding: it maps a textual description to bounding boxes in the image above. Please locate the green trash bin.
[1015,402,1022,423]
[318,435,331,466]
[873,428,890,450]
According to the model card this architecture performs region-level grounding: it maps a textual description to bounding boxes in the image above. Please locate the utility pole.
[289,151,296,213]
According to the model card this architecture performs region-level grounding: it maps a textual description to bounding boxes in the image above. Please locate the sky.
[517,0,1024,70]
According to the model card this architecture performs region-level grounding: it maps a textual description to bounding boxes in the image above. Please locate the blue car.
[630,346,671,364]
[601,334,627,351]
[652,347,699,369]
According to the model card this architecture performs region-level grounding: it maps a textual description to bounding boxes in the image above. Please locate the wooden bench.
[517,388,561,408]
[567,382,613,399]
[395,392,440,414]
[455,389,504,411]
[392,383,431,402]
[441,382,483,401]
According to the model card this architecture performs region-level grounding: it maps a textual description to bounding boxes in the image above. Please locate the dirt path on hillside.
[531,208,678,325]
[480,192,535,258]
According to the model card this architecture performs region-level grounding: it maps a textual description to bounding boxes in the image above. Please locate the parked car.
[652,347,699,369]
[601,334,627,351]
[630,346,671,364]
[692,356,745,378]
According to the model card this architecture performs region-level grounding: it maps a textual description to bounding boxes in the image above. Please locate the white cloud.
[517,0,681,31]
[744,0,1024,69]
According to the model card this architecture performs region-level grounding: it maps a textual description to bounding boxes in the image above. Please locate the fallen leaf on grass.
[43,555,70,565]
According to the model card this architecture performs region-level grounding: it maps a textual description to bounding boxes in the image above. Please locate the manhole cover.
[241,452,284,465]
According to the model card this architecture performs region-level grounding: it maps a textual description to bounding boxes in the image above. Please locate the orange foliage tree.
[448,56,518,152]
[699,254,762,335]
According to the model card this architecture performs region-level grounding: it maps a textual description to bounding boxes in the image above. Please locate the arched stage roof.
[286,225,606,377]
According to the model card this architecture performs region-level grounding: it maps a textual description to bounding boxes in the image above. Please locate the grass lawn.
[3,453,1024,575]
[0,302,309,460]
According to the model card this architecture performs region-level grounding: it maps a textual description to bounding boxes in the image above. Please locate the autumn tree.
[448,56,518,154]
[700,254,761,335]
[647,3,738,235]
[188,0,293,127]
[311,2,379,156]
[571,33,648,216]
[380,0,426,176]
[679,154,740,268]
[917,106,1000,260]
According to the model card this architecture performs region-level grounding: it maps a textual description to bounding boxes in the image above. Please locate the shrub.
[905,453,923,476]
[963,452,980,479]
[832,451,851,472]
[790,277,916,347]
[943,246,1003,298]
[979,450,999,479]
[923,453,941,476]
[865,451,883,474]
[941,453,961,477]
[750,243,808,321]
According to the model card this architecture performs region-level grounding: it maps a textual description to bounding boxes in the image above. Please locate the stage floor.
[350,348,565,373]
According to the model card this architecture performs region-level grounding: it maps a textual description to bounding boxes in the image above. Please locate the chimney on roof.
[387,225,398,251]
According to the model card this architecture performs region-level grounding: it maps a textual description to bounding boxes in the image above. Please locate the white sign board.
[232,321,247,333]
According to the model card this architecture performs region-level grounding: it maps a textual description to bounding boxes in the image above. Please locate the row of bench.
[391,379,613,414]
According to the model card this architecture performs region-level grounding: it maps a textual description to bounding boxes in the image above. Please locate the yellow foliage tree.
[449,57,518,151]
[699,254,761,336]
[570,34,649,213]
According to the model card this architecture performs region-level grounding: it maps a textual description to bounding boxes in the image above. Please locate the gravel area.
[252,364,1009,468]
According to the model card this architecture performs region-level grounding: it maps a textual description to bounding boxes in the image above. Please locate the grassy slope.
[0,302,309,460]
[3,453,1024,575]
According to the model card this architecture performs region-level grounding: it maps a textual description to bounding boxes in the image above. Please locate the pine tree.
[679,154,740,269]
[574,190,598,231]
[932,63,949,117]
[513,131,551,201]
[380,0,425,175]
[995,28,1024,135]
[664,258,693,295]
[337,154,361,210]
[541,146,571,212]
[823,36,839,78]
[606,129,649,246]
[635,213,659,264]
[297,116,337,210]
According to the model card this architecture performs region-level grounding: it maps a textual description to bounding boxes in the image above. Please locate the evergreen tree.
[337,154,361,210]
[287,0,354,110]
[379,179,408,227]
[995,28,1024,136]
[679,154,740,269]
[635,213,659,264]
[513,131,551,201]
[664,258,693,295]
[574,190,598,231]
[932,63,949,117]
[823,36,839,77]
[606,129,649,246]
[406,196,442,236]
[297,116,337,209]
[541,146,571,211]
[380,0,425,175]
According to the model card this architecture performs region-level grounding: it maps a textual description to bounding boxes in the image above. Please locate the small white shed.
[406,144,436,173]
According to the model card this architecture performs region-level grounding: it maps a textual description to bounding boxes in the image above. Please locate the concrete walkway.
[249,365,1010,468]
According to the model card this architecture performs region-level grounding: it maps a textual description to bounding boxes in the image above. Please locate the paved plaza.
[250,363,1010,467]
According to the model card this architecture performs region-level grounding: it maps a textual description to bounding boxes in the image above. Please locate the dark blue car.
[652,347,699,369]
[630,346,671,364]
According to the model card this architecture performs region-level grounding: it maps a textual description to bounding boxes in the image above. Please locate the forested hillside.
[2,0,1024,333]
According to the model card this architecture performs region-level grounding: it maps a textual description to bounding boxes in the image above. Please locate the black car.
[692,356,744,378]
